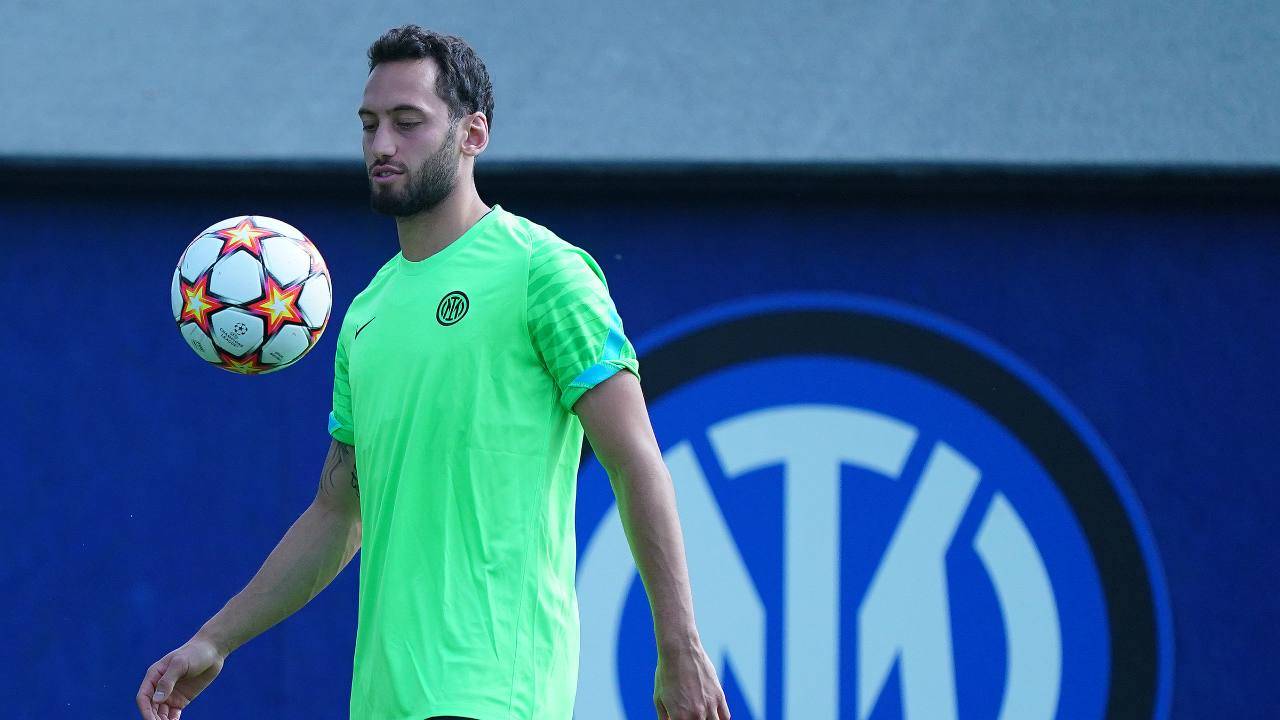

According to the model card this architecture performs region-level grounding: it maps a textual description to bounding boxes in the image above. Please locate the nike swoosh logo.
[355,317,376,340]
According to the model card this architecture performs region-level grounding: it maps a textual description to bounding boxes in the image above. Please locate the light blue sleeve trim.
[569,359,625,391]
[568,326,627,385]
[328,411,356,445]
[561,326,637,412]
[562,361,638,413]
[601,326,626,362]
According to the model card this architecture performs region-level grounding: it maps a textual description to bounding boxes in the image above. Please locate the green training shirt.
[327,205,639,720]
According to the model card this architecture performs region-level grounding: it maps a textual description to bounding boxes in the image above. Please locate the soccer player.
[137,24,730,720]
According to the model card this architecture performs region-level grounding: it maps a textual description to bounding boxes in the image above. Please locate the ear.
[460,112,490,157]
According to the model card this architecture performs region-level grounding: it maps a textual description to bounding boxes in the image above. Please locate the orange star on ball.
[179,275,224,334]
[249,276,306,336]
[215,217,277,257]
[217,350,268,375]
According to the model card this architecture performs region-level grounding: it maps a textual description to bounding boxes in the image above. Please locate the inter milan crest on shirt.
[574,293,1173,720]
[436,290,469,326]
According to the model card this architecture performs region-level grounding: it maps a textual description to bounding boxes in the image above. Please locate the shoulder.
[493,207,608,291]
[350,254,398,306]
[336,254,398,339]
[517,217,607,290]
[496,208,584,262]
[342,252,397,298]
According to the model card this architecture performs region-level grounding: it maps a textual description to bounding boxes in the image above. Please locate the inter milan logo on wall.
[436,290,469,326]
[574,293,1173,720]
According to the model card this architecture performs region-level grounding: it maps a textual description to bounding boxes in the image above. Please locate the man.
[137,24,729,720]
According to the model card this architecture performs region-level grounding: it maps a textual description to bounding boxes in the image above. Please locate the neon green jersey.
[327,205,639,720]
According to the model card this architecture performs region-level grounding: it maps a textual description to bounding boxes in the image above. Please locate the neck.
[394,181,490,262]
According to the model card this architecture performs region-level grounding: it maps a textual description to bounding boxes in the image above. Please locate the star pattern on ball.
[248,276,306,336]
[215,217,278,257]
[217,350,268,375]
[179,275,224,334]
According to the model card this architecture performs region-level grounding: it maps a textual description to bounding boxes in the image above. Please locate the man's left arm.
[576,370,731,720]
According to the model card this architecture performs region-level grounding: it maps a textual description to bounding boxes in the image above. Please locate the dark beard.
[369,121,459,217]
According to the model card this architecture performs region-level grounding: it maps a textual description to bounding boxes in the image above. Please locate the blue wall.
[2,182,1276,718]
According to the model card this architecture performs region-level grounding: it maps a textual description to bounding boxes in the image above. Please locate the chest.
[347,269,530,395]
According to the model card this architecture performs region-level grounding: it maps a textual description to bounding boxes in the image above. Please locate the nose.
[369,122,396,162]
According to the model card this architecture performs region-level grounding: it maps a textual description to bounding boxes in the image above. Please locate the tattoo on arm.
[321,442,358,498]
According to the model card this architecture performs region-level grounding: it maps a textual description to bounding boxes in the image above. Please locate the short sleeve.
[328,321,355,446]
[528,238,640,414]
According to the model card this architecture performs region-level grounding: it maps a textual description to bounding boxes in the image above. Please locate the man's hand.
[135,636,225,720]
[653,640,731,720]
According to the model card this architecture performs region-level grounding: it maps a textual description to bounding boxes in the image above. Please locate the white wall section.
[2,0,1276,165]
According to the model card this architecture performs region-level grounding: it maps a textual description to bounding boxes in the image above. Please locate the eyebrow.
[357,104,429,116]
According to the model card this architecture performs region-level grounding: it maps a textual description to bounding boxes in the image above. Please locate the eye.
[396,121,421,130]
[361,124,375,133]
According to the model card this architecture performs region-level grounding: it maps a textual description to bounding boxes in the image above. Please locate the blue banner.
[2,187,1275,718]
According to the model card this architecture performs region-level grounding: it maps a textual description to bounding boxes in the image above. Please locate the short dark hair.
[367,25,494,129]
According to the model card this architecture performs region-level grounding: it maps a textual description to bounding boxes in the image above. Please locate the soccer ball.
[171,215,332,374]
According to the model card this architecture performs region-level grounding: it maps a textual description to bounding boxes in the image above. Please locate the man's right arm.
[137,439,361,718]
[198,438,362,655]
